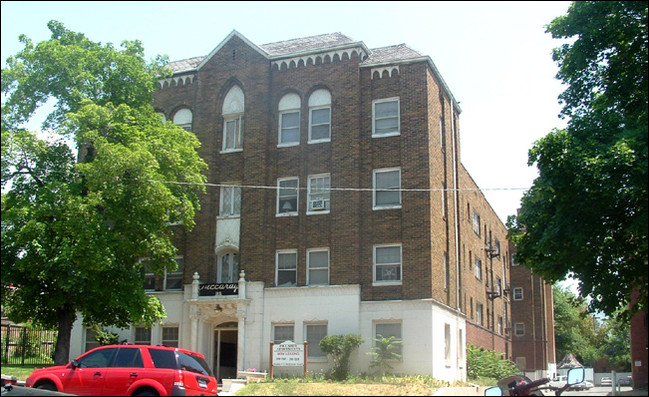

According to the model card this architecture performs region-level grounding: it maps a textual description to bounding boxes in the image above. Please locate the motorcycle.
[485,367,585,396]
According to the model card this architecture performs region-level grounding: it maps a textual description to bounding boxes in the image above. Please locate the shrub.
[466,344,518,380]
[319,334,363,381]
[368,334,402,376]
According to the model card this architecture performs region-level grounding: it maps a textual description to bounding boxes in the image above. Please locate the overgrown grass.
[234,375,459,396]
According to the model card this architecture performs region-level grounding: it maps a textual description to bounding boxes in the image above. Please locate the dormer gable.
[196,30,269,70]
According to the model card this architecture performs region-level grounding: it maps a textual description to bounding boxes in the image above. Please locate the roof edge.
[196,30,269,71]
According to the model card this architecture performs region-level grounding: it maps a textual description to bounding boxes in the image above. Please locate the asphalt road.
[547,386,634,396]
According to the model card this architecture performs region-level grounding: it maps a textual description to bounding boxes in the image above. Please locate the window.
[164,257,184,290]
[113,347,144,368]
[496,278,502,295]
[77,347,117,368]
[374,244,402,284]
[498,316,503,335]
[515,356,527,370]
[134,327,151,345]
[173,108,192,131]
[307,249,329,285]
[307,174,330,213]
[223,116,243,151]
[308,89,331,143]
[443,252,449,290]
[372,97,400,137]
[514,323,525,337]
[217,252,239,283]
[458,329,463,361]
[162,326,179,347]
[276,250,297,287]
[441,183,447,218]
[476,304,484,326]
[511,253,518,266]
[439,117,444,147]
[277,177,298,215]
[474,258,482,280]
[85,328,100,352]
[305,323,327,358]
[473,212,481,236]
[444,323,451,363]
[220,185,241,217]
[273,324,294,344]
[373,168,401,209]
[513,287,524,301]
[375,322,402,356]
[142,259,155,290]
[278,93,300,146]
[222,86,244,152]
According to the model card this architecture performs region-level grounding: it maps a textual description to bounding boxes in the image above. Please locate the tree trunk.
[53,304,75,365]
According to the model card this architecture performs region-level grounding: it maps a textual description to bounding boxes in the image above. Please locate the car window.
[178,352,212,376]
[112,348,144,368]
[78,348,117,368]
[148,348,177,369]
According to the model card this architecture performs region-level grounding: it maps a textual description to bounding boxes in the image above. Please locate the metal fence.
[1,324,57,366]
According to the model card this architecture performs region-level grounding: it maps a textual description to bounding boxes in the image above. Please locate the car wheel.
[37,384,57,391]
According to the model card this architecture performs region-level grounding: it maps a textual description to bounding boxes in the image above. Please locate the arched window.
[308,89,331,143]
[216,251,239,283]
[222,86,244,152]
[278,93,301,147]
[173,108,192,131]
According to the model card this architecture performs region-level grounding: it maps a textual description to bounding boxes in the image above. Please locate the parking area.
[546,386,634,396]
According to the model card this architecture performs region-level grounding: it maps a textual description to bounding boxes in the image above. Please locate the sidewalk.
[433,386,489,395]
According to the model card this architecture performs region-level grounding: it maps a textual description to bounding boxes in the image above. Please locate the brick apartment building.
[509,243,557,379]
[69,30,528,382]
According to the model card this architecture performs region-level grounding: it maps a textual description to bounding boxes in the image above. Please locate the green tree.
[1,21,207,365]
[553,286,603,366]
[368,334,402,376]
[597,314,631,371]
[319,334,363,381]
[509,1,648,320]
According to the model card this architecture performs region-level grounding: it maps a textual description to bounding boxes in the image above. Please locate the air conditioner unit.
[310,199,325,210]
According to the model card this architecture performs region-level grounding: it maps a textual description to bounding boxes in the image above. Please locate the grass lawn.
[0,365,46,381]
[233,376,456,396]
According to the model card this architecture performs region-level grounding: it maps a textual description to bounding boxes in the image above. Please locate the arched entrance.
[214,321,238,381]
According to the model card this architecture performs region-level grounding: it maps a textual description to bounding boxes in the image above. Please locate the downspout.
[451,100,463,379]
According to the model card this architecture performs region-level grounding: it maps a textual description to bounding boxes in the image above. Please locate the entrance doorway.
[214,323,238,381]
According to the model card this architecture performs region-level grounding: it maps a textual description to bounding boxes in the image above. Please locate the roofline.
[267,41,371,61]
[361,56,461,113]
[196,30,269,70]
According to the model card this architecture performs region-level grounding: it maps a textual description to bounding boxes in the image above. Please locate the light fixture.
[215,304,223,312]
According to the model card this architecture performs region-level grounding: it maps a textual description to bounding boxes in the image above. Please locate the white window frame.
[474,258,482,280]
[219,184,242,218]
[476,303,484,326]
[278,110,300,147]
[277,177,299,216]
[173,108,193,131]
[308,89,331,143]
[307,248,329,285]
[373,168,401,210]
[372,97,400,137]
[85,328,100,352]
[141,258,155,290]
[275,250,297,287]
[308,106,331,143]
[134,326,151,345]
[473,212,481,236]
[305,323,328,360]
[514,322,525,337]
[513,287,524,301]
[374,321,403,357]
[216,251,239,283]
[164,256,184,290]
[222,115,243,152]
[272,323,295,344]
[373,244,402,286]
[162,326,179,347]
[307,174,330,214]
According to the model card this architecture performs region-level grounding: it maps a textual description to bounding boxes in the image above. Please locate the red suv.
[25,344,218,396]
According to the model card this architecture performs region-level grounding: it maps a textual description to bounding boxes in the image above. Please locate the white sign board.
[273,341,304,366]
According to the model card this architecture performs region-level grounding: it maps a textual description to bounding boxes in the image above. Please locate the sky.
[1,1,573,226]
